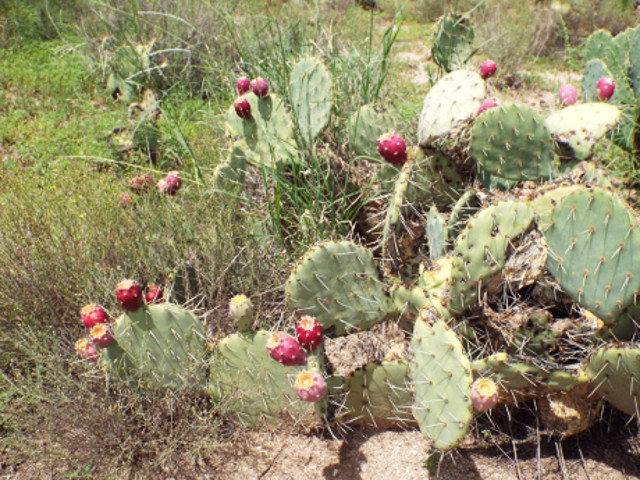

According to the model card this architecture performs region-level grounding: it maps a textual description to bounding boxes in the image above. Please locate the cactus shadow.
[322,430,368,480]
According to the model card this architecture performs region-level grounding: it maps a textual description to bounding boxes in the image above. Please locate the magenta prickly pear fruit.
[250,77,269,97]
[266,333,307,366]
[80,304,108,329]
[119,193,134,207]
[479,60,497,79]
[115,279,144,311]
[75,337,99,362]
[294,371,327,402]
[236,76,251,95]
[596,76,615,101]
[377,131,407,166]
[233,97,252,120]
[129,174,155,194]
[558,83,578,106]
[158,171,182,195]
[477,98,499,115]
[90,323,115,348]
[470,378,499,412]
[145,283,163,304]
[295,315,323,351]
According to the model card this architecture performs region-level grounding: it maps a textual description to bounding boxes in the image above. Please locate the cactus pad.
[348,105,396,159]
[544,187,640,324]
[286,241,392,335]
[210,331,313,426]
[431,14,475,73]
[418,70,486,146]
[448,201,534,313]
[111,304,207,389]
[412,320,473,451]
[545,103,621,160]
[214,141,247,193]
[225,93,295,166]
[586,345,640,417]
[470,104,558,182]
[289,57,332,146]
[342,361,414,428]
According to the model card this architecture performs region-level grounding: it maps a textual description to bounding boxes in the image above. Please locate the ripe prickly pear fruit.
[294,370,327,402]
[236,76,251,95]
[90,323,115,348]
[119,193,134,207]
[477,98,499,115]
[295,315,323,351]
[145,284,164,304]
[266,333,307,366]
[229,294,253,332]
[233,97,252,120]
[129,174,155,194]
[160,171,182,196]
[75,337,99,362]
[596,76,615,101]
[470,378,499,412]
[115,279,144,311]
[558,83,578,106]
[479,60,497,79]
[80,304,108,329]
[250,77,269,97]
[377,131,407,166]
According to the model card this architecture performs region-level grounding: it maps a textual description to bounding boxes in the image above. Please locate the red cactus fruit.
[294,371,327,402]
[119,193,134,207]
[90,323,114,348]
[80,304,108,329]
[234,97,252,120]
[145,283,164,304]
[266,333,307,366]
[115,279,144,311]
[479,60,497,79]
[470,378,499,412]
[128,174,155,194]
[596,76,615,101]
[250,77,269,97]
[295,315,323,351]
[236,76,251,95]
[377,131,407,166]
[75,337,99,362]
[477,98,499,115]
[558,83,578,106]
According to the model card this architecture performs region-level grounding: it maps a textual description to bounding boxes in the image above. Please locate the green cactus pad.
[225,93,296,167]
[431,14,475,73]
[412,320,473,451]
[289,57,332,146]
[448,201,534,313]
[544,187,640,324]
[418,70,486,147]
[471,353,549,390]
[426,207,447,260]
[545,103,621,160]
[348,105,396,159]
[285,240,392,335]
[111,304,207,389]
[342,361,414,428]
[447,189,481,240]
[214,141,247,193]
[627,26,640,100]
[470,104,558,182]
[585,345,640,417]
[584,29,626,75]
[210,331,314,426]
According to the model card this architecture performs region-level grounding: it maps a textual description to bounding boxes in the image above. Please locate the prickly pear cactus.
[431,14,475,73]
[341,360,414,428]
[110,303,207,389]
[225,93,296,167]
[214,141,247,193]
[544,103,621,161]
[470,104,558,183]
[289,57,332,146]
[348,105,396,159]
[210,331,314,426]
[585,345,640,417]
[412,319,473,451]
[448,201,534,313]
[285,241,393,335]
[543,187,640,331]
[418,70,486,146]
